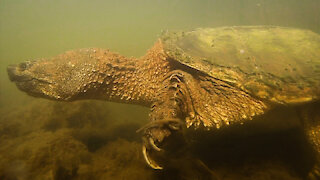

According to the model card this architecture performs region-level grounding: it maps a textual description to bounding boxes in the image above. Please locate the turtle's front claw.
[142,144,163,170]
[308,165,320,180]
[141,132,166,169]
[148,137,162,152]
[137,118,184,169]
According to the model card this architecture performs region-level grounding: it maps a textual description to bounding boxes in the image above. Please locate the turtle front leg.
[137,70,192,169]
[299,103,320,179]
[306,122,320,179]
[307,124,320,180]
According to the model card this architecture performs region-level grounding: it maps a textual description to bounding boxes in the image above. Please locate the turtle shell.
[161,26,320,104]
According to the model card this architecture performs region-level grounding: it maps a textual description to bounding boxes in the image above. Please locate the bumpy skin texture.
[7,27,320,176]
[7,41,265,134]
[7,42,170,105]
[7,40,266,169]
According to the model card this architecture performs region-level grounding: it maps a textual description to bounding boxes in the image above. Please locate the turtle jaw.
[7,62,65,100]
[7,62,45,97]
[7,62,33,82]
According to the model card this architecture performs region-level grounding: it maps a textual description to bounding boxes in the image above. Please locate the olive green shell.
[161,26,320,104]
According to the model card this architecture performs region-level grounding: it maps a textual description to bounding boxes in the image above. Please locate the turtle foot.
[308,165,320,180]
[137,118,184,169]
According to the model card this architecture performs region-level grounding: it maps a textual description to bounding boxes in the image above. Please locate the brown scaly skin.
[7,41,170,105]
[7,41,185,169]
[7,40,320,177]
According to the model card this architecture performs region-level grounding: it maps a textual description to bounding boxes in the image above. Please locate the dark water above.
[0,0,319,179]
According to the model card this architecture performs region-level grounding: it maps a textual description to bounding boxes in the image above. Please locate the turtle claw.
[168,122,181,130]
[149,137,162,152]
[308,165,320,180]
[142,145,163,170]
[138,118,184,169]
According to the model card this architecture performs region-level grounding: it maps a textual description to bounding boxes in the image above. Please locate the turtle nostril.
[7,64,19,81]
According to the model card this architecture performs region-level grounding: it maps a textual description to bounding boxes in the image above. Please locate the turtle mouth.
[7,62,53,98]
[7,61,53,85]
[7,63,37,95]
[7,63,33,82]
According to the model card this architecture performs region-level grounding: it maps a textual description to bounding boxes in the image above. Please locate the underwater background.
[0,0,319,179]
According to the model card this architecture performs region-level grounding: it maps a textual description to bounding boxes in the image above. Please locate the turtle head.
[7,50,101,101]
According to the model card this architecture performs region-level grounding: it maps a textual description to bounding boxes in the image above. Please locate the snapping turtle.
[7,26,320,178]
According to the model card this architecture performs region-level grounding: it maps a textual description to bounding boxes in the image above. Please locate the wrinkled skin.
[7,36,320,178]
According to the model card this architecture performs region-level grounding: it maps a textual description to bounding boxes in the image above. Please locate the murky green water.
[0,0,319,179]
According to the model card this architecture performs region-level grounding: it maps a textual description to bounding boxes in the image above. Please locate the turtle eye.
[19,62,27,71]
[18,61,33,71]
